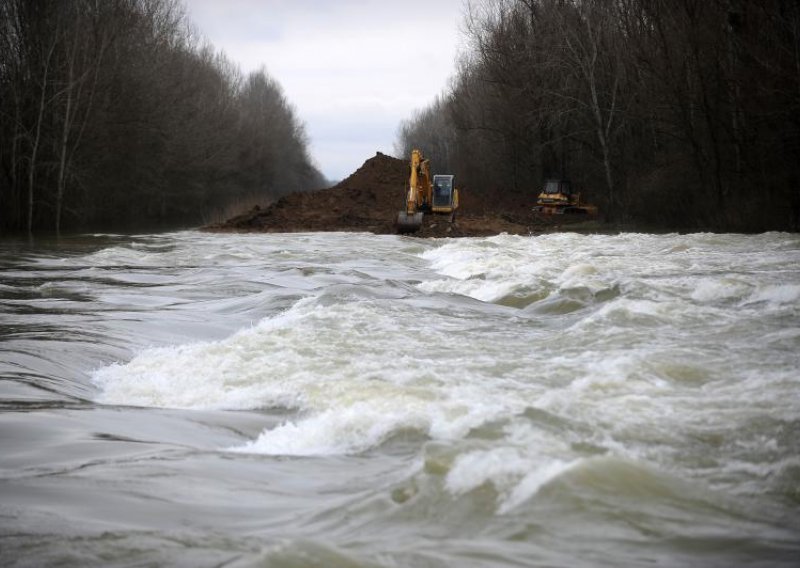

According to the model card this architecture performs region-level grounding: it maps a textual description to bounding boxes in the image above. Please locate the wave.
[87,230,800,495]
[91,292,528,455]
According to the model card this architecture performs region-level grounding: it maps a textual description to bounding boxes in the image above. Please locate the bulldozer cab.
[543,179,572,195]
[432,175,455,208]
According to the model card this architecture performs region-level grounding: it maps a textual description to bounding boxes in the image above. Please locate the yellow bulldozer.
[396,149,459,233]
[533,179,597,216]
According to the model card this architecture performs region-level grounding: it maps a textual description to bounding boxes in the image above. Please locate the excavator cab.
[432,175,456,211]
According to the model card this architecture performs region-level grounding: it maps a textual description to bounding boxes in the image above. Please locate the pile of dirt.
[206,152,405,234]
[204,151,596,237]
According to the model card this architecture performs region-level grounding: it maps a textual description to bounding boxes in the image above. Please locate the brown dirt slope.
[204,151,596,237]
[205,152,404,234]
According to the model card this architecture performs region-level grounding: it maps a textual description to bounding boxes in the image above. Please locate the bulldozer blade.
[396,211,423,233]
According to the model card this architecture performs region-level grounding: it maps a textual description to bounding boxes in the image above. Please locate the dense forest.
[0,0,324,234]
[397,0,800,231]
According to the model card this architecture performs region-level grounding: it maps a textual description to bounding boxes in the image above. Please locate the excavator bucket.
[396,211,423,233]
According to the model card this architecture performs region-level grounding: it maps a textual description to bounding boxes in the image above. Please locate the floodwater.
[1,231,799,567]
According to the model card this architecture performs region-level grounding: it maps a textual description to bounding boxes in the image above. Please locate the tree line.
[0,0,325,234]
[397,0,800,231]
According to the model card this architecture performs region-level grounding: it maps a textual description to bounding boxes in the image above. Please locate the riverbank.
[203,152,604,238]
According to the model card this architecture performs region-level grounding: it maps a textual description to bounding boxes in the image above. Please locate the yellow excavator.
[396,149,459,233]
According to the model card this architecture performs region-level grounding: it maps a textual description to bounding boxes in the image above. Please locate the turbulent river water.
[1,231,799,567]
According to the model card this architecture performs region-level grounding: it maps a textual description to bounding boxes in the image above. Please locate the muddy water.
[1,231,799,567]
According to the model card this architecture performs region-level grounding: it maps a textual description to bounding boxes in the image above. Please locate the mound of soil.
[204,151,595,237]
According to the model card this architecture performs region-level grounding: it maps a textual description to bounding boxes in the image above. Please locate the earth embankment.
[204,152,593,237]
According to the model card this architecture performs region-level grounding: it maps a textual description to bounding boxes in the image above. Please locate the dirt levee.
[206,152,405,234]
[205,151,595,237]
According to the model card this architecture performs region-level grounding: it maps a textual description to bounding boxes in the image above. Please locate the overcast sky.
[183,0,467,181]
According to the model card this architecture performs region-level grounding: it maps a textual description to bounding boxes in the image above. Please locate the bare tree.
[52,1,111,233]
[0,0,323,233]
[548,1,631,220]
[395,0,800,231]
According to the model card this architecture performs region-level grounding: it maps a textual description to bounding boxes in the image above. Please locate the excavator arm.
[397,149,428,233]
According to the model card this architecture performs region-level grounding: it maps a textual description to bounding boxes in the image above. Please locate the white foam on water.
[556,262,609,294]
[92,305,314,410]
[445,447,532,493]
[234,403,429,456]
[498,459,580,514]
[691,277,753,303]
[92,292,528,455]
[418,237,547,302]
[13,227,800,568]
[443,420,583,514]
[745,283,800,307]
[417,234,623,306]
[89,231,800,485]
